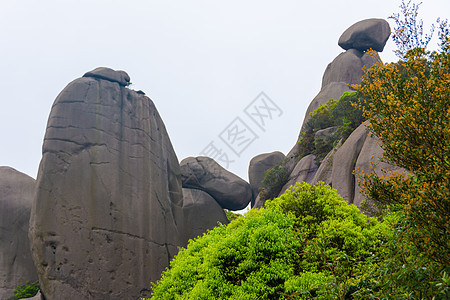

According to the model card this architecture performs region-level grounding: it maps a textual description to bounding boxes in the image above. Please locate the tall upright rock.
[0,167,38,299]
[29,67,184,299]
[256,19,399,209]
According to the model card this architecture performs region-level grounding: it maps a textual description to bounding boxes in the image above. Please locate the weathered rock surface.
[279,154,317,195]
[0,167,38,299]
[353,132,406,207]
[83,67,130,86]
[310,141,342,186]
[331,121,369,203]
[181,188,228,245]
[29,68,184,299]
[248,151,285,206]
[301,82,353,131]
[181,156,252,210]
[321,49,381,89]
[338,18,391,52]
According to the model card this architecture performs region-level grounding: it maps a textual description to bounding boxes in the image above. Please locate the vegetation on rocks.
[356,1,450,266]
[152,2,450,299]
[7,281,39,300]
[298,91,367,165]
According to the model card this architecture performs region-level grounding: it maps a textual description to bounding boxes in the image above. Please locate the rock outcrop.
[180,156,252,211]
[29,67,184,299]
[181,188,229,245]
[256,19,403,209]
[248,151,285,206]
[0,167,38,299]
[338,18,391,52]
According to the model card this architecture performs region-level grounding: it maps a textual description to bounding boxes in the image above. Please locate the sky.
[0,0,448,184]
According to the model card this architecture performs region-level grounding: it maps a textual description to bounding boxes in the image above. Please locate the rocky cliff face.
[29,67,184,299]
[253,19,406,209]
[0,167,38,299]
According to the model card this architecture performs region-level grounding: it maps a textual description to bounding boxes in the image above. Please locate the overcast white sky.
[0,0,448,182]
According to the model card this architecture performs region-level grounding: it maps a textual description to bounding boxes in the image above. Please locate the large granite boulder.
[0,167,38,299]
[338,18,391,52]
[29,67,184,299]
[321,49,381,89]
[180,156,252,211]
[279,154,317,195]
[248,151,285,206]
[331,121,369,203]
[181,188,228,245]
[353,132,406,207]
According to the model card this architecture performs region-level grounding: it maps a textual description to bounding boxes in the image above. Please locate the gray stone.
[338,18,391,52]
[180,157,252,211]
[181,188,228,245]
[83,67,130,86]
[321,49,380,89]
[311,140,342,186]
[279,154,318,195]
[314,126,338,149]
[353,132,407,208]
[29,68,183,299]
[301,82,353,132]
[248,151,285,206]
[0,167,38,300]
[331,121,369,204]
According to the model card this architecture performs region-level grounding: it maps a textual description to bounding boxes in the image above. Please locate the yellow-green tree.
[356,6,449,265]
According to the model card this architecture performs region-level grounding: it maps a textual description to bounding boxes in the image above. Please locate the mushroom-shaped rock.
[322,49,381,89]
[181,188,229,245]
[181,157,252,211]
[83,67,130,86]
[0,167,38,299]
[29,68,183,299]
[338,18,391,52]
[248,151,285,206]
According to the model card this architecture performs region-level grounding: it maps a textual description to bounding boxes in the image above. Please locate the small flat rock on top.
[83,67,130,86]
[338,18,390,52]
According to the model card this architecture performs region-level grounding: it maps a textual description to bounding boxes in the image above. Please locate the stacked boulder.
[180,156,253,240]
[253,19,405,208]
[0,167,38,299]
[28,67,226,299]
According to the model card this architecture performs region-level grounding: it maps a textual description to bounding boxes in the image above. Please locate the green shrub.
[151,182,385,299]
[11,281,39,299]
[297,91,367,164]
[259,164,290,201]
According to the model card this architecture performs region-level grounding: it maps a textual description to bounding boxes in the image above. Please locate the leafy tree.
[356,1,450,265]
[151,182,386,299]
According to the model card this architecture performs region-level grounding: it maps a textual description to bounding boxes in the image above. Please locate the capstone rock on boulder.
[338,18,391,52]
[0,167,38,299]
[29,68,184,299]
[181,156,252,211]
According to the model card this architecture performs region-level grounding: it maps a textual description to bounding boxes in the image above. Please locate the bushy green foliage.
[224,209,240,222]
[151,182,386,299]
[297,91,367,164]
[356,1,450,266]
[10,281,39,299]
[259,163,290,201]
